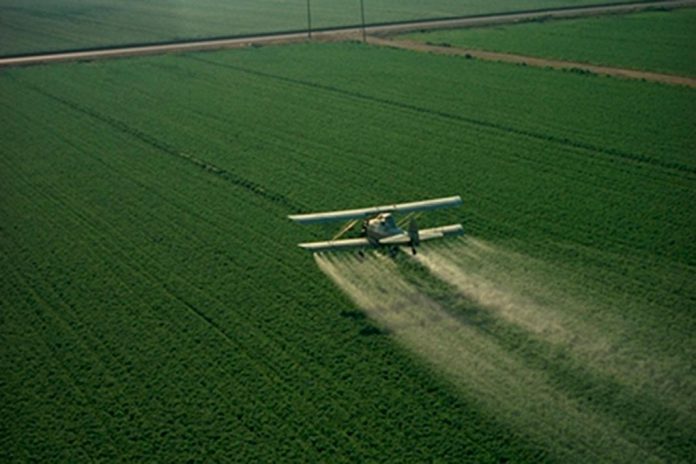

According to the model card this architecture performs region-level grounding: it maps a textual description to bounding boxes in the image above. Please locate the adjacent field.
[405,7,696,77]
[0,0,640,57]
[1,42,695,462]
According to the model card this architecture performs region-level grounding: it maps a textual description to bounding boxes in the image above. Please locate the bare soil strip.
[1,0,694,68]
[367,37,696,88]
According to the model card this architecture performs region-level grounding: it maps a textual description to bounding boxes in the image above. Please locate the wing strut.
[332,219,359,241]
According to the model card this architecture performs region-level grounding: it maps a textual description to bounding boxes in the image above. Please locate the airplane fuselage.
[364,213,403,244]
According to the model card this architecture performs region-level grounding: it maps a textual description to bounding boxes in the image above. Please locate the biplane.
[288,196,463,255]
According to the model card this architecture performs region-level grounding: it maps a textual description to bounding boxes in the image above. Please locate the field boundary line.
[12,77,302,211]
[368,37,696,88]
[1,0,694,67]
[189,54,696,176]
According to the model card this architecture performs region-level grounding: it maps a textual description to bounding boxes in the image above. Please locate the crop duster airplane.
[288,195,463,255]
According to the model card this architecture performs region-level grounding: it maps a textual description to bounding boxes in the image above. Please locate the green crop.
[405,8,696,77]
[0,0,639,56]
[1,42,694,462]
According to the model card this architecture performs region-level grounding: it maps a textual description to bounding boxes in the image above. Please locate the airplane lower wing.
[298,237,371,253]
[378,233,412,245]
[298,225,463,252]
[379,224,464,245]
[419,224,464,241]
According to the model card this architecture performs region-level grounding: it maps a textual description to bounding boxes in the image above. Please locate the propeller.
[408,218,420,255]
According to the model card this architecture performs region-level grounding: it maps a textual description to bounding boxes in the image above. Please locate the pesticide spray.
[313,247,657,462]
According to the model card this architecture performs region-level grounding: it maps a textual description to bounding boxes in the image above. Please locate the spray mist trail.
[314,251,656,463]
[413,237,693,417]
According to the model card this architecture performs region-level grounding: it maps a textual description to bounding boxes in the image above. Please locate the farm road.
[368,37,696,88]
[1,0,694,67]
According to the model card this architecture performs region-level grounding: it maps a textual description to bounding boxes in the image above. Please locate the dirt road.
[368,37,696,88]
[1,0,694,67]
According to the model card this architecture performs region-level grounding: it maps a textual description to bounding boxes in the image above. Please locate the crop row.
[1,57,539,461]
[404,8,696,77]
[2,41,694,461]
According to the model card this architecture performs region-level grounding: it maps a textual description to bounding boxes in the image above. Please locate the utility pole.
[359,0,367,43]
[306,0,313,39]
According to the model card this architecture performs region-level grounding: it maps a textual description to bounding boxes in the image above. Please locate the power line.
[360,0,367,43]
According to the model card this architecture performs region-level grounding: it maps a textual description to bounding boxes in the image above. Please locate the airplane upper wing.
[288,196,462,225]
[298,237,371,253]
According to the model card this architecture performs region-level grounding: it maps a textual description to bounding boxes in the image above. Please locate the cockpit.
[375,213,396,228]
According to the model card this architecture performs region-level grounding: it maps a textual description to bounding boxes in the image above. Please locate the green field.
[405,7,696,77]
[0,0,639,57]
[1,42,695,462]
